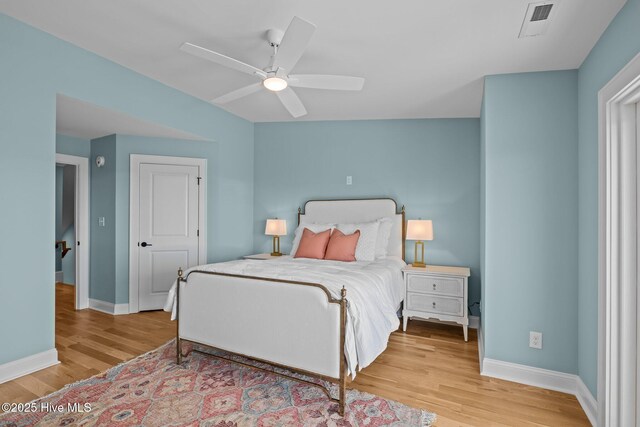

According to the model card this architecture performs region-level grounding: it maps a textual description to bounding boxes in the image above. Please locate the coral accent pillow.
[324,229,360,262]
[294,228,332,259]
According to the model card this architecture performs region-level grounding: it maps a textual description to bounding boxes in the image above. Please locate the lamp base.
[270,235,282,257]
[411,262,426,268]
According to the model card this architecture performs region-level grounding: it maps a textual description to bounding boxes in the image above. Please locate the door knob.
[140,242,152,247]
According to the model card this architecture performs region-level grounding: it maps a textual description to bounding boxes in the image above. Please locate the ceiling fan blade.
[180,42,266,78]
[288,74,365,91]
[212,82,263,104]
[273,16,316,72]
[276,87,307,118]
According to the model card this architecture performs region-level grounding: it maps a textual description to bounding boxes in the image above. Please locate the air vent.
[531,4,553,21]
[519,1,559,38]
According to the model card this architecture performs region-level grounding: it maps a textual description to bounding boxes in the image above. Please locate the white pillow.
[375,217,394,258]
[337,221,380,261]
[290,223,335,257]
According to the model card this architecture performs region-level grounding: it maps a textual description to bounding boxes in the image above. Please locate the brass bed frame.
[175,198,406,416]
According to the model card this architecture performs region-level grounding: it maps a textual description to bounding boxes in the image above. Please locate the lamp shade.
[265,219,287,236]
[406,220,433,241]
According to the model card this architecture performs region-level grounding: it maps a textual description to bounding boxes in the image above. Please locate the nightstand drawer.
[407,275,463,297]
[406,293,464,317]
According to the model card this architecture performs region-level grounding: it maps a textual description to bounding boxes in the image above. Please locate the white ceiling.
[2,0,626,122]
[56,95,206,140]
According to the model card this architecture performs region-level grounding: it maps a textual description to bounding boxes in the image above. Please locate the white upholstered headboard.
[298,198,405,260]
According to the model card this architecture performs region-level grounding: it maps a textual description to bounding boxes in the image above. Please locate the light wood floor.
[0,284,589,426]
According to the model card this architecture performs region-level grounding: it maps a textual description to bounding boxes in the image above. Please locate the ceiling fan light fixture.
[263,76,288,92]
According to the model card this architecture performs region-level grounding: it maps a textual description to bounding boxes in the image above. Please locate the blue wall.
[577,0,640,395]
[89,134,216,304]
[254,119,481,312]
[0,13,254,366]
[57,134,91,158]
[90,135,117,303]
[482,70,579,374]
[55,132,223,304]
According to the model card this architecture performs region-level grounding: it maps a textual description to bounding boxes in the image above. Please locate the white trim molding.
[598,51,640,427]
[0,349,59,384]
[89,299,130,315]
[128,154,207,313]
[477,321,484,373]
[481,358,597,425]
[577,376,598,426]
[482,358,577,394]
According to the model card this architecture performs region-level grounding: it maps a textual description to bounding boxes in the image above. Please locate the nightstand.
[402,265,471,341]
[243,253,286,260]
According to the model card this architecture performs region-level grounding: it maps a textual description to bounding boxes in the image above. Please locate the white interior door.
[138,163,200,311]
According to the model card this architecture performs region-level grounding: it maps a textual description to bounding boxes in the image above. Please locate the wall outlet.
[346,176,352,185]
[529,331,542,349]
[98,217,105,227]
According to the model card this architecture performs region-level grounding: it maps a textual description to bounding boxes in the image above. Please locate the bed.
[166,198,406,415]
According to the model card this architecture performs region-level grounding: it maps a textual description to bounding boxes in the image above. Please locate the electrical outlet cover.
[529,331,542,349]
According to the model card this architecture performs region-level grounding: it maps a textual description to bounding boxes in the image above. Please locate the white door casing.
[637,103,640,427]
[598,51,640,427]
[55,154,89,310]
[129,155,207,312]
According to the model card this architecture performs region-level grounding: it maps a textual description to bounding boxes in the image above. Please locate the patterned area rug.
[0,340,435,426]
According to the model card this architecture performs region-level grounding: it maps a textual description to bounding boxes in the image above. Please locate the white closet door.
[137,163,200,311]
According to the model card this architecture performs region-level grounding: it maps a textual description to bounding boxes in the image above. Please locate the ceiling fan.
[180,16,365,118]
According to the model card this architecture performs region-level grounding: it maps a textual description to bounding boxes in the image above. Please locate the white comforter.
[164,256,405,377]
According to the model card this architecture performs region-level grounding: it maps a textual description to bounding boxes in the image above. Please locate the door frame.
[55,153,90,310]
[129,154,207,313]
[598,51,640,426]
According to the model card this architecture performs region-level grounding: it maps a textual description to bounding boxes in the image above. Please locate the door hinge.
[197,229,200,237]
[77,241,80,246]
[197,176,202,185]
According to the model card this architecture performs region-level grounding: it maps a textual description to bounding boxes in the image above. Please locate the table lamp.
[406,219,433,267]
[265,218,287,256]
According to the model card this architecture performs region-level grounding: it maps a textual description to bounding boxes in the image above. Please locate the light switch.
[98,217,105,227]
[346,176,352,185]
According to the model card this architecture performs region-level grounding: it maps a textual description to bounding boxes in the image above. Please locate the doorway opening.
[55,154,89,311]
[598,52,640,426]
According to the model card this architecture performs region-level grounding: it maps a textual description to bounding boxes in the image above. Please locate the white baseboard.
[477,322,484,372]
[575,376,597,426]
[482,358,576,394]
[481,357,596,425]
[89,298,129,315]
[0,348,59,384]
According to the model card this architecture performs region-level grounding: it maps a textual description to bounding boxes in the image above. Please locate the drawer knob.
[433,284,437,289]
[432,302,436,307]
